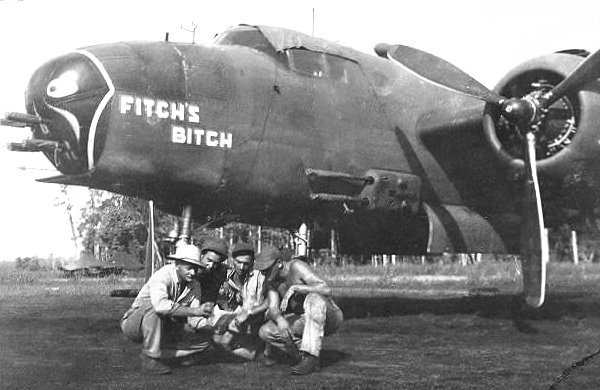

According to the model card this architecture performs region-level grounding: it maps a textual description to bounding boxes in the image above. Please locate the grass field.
[2,261,600,389]
[4,260,600,296]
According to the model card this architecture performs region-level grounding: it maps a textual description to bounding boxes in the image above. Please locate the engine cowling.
[482,52,600,178]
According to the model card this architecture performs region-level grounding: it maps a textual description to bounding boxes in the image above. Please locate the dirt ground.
[2,289,600,389]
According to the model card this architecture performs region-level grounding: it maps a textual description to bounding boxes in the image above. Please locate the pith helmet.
[200,238,229,260]
[168,243,202,267]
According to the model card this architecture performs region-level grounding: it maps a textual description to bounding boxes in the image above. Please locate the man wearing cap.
[219,242,265,312]
[213,242,268,358]
[195,237,230,306]
[255,246,344,375]
[120,242,226,374]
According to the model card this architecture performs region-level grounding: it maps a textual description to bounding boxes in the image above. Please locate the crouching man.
[120,242,227,374]
[213,242,268,359]
[255,246,344,375]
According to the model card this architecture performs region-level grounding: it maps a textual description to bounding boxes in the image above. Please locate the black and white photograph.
[1,0,600,388]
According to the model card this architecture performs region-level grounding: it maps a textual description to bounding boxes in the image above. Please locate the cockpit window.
[325,55,349,84]
[288,49,355,85]
[288,49,323,78]
[214,26,277,57]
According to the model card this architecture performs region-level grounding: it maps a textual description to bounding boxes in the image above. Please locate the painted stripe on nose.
[75,49,115,170]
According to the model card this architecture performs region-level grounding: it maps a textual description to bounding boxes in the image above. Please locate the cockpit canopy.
[214,25,362,86]
[213,25,278,56]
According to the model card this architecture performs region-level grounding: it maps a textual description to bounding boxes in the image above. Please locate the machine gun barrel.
[7,139,61,153]
[4,112,51,126]
[305,168,373,183]
[310,193,369,207]
[0,118,28,128]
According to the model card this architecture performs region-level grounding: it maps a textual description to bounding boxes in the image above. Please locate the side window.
[287,49,365,89]
[288,49,324,78]
[324,54,348,84]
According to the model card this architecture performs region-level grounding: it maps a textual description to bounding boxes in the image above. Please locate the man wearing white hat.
[120,243,223,374]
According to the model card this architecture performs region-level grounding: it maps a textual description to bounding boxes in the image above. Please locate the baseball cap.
[254,246,283,271]
[167,244,202,267]
[200,238,229,260]
[232,242,255,257]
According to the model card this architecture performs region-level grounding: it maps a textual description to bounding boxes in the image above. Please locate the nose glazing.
[26,52,111,174]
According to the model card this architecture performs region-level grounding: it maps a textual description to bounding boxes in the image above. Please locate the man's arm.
[280,261,331,312]
[186,283,216,330]
[236,299,268,325]
[266,289,283,322]
[291,261,331,296]
[170,305,211,318]
[248,300,268,317]
[265,288,293,340]
[149,277,213,319]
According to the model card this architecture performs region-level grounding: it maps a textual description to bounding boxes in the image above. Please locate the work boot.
[290,352,320,375]
[140,354,172,374]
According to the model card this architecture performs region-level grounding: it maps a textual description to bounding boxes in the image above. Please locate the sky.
[0,0,599,260]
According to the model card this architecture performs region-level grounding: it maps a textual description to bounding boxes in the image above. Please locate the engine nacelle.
[482,52,600,178]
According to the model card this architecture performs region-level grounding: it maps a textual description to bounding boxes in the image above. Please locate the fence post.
[330,228,338,261]
[571,230,579,265]
[257,225,262,254]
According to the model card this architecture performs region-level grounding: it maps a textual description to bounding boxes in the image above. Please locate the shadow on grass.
[334,290,600,333]
[321,349,350,368]
[111,288,600,334]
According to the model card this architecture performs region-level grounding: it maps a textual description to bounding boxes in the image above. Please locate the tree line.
[56,189,600,266]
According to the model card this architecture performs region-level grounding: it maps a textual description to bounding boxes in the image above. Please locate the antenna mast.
[181,22,198,44]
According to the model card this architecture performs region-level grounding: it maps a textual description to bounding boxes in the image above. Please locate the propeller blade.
[543,48,600,107]
[520,133,549,308]
[388,45,504,105]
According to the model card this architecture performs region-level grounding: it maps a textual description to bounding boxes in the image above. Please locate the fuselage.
[23,25,600,254]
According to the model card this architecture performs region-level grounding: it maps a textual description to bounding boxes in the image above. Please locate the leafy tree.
[78,191,176,262]
[76,191,297,263]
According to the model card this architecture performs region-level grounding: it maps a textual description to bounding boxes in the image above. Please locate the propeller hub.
[501,97,538,127]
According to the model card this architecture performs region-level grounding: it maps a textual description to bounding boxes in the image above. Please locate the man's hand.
[235,308,250,325]
[276,316,294,341]
[280,285,298,312]
[199,302,215,317]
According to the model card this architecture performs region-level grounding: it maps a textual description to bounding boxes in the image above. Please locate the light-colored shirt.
[241,270,266,311]
[131,263,209,329]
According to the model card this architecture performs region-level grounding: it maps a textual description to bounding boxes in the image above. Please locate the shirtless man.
[255,246,343,375]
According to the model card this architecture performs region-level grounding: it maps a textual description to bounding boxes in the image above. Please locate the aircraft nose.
[26,51,113,174]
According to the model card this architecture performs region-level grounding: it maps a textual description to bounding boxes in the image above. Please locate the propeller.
[388,45,600,307]
[388,45,600,125]
[520,133,548,307]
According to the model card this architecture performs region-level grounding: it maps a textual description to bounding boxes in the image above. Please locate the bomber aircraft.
[4,24,600,308]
